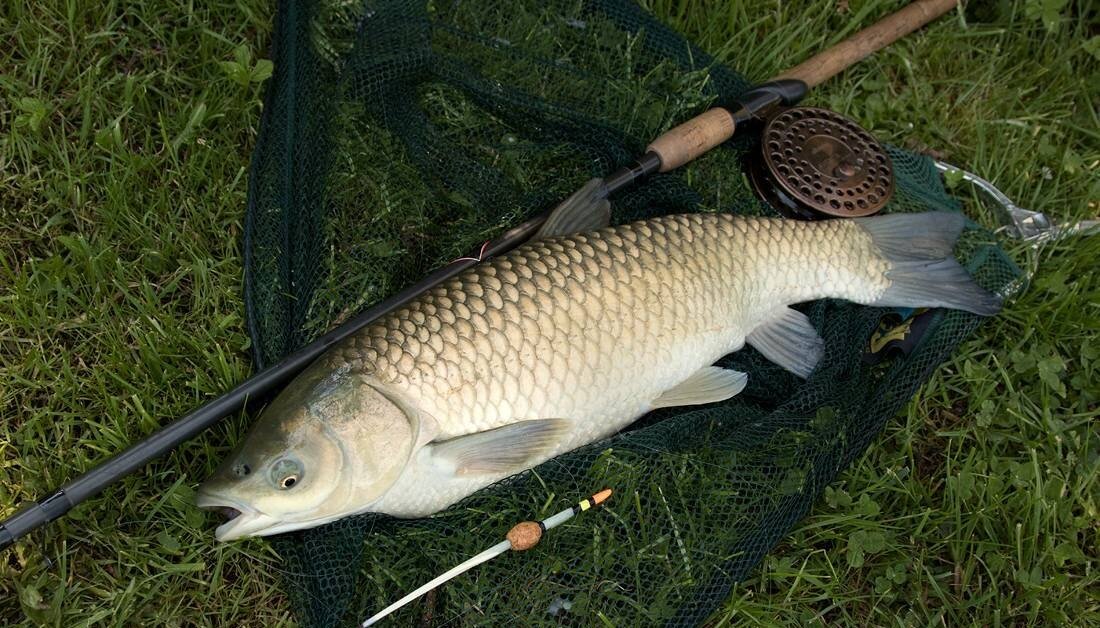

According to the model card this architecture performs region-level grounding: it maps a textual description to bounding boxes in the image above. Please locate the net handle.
[646,0,959,172]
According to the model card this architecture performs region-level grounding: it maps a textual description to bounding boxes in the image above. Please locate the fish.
[196,181,1000,540]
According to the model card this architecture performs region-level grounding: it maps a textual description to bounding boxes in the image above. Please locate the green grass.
[1,0,1097,626]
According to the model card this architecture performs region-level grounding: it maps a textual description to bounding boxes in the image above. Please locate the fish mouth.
[195,492,278,541]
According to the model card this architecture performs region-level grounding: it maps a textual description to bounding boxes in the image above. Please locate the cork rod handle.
[646,108,737,173]
[774,0,959,88]
[645,0,959,173]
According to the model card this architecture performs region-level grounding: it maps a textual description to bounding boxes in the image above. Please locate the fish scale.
[398,218,864,423]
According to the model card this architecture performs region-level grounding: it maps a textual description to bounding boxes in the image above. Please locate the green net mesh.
[242,0,1021,625]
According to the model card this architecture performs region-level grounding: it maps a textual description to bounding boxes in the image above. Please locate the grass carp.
[198,187,999,540]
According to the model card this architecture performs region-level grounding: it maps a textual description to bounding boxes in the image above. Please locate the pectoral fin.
[535,178,611,239]
[428,418,571,476]
[747,307,824,379]
[651,366,748,409]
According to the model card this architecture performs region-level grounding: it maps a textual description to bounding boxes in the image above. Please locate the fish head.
[197,361,417,540]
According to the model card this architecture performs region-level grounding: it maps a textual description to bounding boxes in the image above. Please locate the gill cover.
[198,361,419,540]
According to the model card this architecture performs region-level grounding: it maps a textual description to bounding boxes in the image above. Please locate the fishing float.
[361,488,613,627]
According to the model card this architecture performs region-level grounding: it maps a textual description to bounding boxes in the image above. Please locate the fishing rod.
[0,0,960,551]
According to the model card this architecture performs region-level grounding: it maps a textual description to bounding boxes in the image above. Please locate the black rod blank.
[0,79,808,550]
[0,212,549,551]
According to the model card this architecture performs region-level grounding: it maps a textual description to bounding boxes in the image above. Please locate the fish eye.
[270,458,303,490]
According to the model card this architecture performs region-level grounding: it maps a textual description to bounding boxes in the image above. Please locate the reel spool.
[747,107,894,220]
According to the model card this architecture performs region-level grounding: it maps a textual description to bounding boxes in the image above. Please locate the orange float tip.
[592,488,612,506]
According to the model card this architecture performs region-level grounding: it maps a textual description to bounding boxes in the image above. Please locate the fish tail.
[856,212,1002,316]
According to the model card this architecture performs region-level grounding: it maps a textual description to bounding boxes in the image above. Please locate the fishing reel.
[743,102,895,220]
[747,107,894,219]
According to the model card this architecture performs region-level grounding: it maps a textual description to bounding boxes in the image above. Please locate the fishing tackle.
[746,106,895,220]
[361,489,613,626]
[0,0,961,551]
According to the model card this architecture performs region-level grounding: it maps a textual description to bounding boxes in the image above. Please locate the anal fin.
[747,307,824,379]
[651,366,748,409]
[428,418,571,477]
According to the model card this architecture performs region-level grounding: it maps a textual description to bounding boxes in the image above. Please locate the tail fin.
[856,212,1002,316]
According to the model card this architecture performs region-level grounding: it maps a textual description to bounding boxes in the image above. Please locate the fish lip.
[195,491,274,541]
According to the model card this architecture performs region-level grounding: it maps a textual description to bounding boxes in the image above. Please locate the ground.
[1,0,1096,626]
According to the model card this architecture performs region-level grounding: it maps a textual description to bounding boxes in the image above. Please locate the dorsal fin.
[535,178,611,239]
